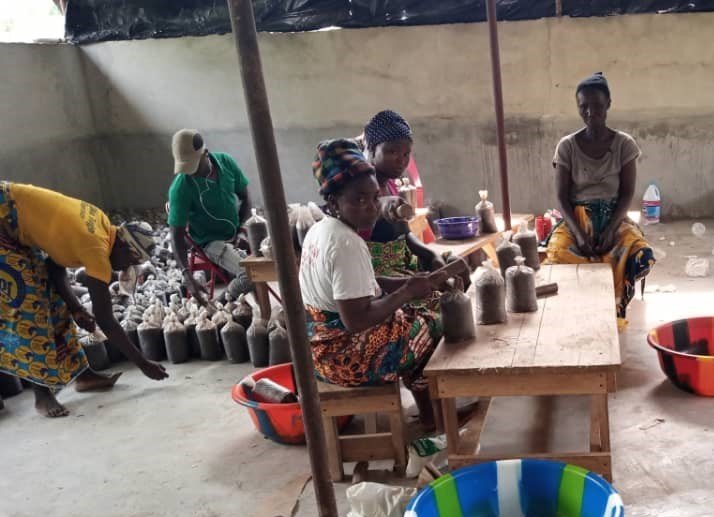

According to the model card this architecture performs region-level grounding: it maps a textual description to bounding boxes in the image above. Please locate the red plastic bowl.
[648,317,714,396]
[232,363,351,444]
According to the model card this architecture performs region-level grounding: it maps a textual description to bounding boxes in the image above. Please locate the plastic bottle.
[642,183,661,225]
[245,208,269,256]
[475,190,498,234]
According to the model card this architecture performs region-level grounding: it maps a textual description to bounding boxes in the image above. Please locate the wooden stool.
[317,380,407,481]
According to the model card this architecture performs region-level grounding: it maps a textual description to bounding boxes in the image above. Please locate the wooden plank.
[364,413,377,434]
[457,397,492,456]
[449,452,612,481]
[322,415,344,481]
[253,282,271,320]
[242,256,278,282]
[590,394,611,453]
[389,409,407,475]
[441,398,460,456]
[533,264,619,369]
[340,434,396,462]
[572,264,621,368]
[317,381,398,400]
[320,394,399,417]
[527,265,585,369]
[482,241,499,267]
[435,371,609,398]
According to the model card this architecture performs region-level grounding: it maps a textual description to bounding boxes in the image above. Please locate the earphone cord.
[192,175,238,241]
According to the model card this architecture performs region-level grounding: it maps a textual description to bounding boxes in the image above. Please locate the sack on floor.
[346,482,417,517]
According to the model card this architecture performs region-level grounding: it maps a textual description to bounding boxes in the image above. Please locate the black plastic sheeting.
[65,0,714,44]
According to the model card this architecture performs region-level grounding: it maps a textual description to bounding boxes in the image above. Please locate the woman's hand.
[138,359,169,380]
[405,272,446,299]
[183,271,209,307]
[71,307,97,333]
[595,225,618,255]
[574,230,596,258]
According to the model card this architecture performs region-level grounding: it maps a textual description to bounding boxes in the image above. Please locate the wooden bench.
[424,264,620,481]
[317,380,407,481]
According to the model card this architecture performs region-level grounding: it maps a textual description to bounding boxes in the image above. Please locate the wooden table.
[427,213,533,264]
[424,264,620,480]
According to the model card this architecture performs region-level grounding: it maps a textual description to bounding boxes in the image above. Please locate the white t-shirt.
[299,216,379,313]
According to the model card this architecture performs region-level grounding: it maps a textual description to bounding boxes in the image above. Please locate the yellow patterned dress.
[546,200,655,320]
[0,182,102,387]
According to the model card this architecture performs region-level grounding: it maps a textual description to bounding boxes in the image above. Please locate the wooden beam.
[226,1,337,514]
[435,371,609,398]
[341,434,397,462]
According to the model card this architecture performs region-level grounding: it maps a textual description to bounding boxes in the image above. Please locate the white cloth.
[299,216,379,312]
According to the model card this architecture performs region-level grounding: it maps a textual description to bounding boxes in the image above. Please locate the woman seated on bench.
[546,73,655,325]
[299,139,446,428]
[358,110,445,276]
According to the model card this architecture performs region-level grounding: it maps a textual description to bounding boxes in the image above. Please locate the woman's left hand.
[595,225,618,255]
[72,307,97,333]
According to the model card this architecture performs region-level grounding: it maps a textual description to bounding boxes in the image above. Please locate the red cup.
[535,216,547,242]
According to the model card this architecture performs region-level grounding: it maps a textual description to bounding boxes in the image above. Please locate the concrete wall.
[4,12,714,216]
[0,43,103,204]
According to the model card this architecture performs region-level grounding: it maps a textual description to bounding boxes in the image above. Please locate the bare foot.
[74,370,122,392]
[33,385,69,418]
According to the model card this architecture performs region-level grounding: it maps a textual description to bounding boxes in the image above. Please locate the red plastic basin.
[232,363,351,444]
[648,317,714,396]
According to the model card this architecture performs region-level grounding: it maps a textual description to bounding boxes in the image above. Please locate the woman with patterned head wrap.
[0,182,168,417]
[546,73,655,326]
[299,138,446,428]
[359,110,451,278]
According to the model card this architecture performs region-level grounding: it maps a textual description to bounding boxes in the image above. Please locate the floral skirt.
[0,182,87,388]
[545,200,655,319]
[306,302,442,392]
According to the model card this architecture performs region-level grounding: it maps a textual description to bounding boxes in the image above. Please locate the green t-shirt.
[168,152,250,247]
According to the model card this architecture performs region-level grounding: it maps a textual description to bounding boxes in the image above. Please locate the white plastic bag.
[685,256,710,277]
[346,482,417,517]
[405,434,449,478]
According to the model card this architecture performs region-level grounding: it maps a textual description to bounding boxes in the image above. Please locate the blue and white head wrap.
[363,110,413,151]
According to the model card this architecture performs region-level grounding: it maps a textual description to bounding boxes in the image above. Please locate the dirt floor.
[2,220,714,517]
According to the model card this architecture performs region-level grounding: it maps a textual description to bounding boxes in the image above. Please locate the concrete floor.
[3,220,714,517]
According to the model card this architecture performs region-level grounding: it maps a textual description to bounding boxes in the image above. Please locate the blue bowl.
[435,216,480,240]
[406,459,624,517]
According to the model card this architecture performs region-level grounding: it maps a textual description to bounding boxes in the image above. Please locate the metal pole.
[485,0,512,230]
[225,2,338,515]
